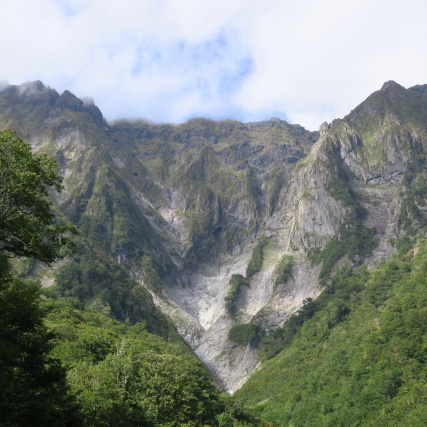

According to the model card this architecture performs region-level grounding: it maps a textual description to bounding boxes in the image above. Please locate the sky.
[1,0,427,130]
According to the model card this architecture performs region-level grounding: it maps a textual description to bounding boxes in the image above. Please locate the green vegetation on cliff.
[228,323,260,346]
[225,274,250,319]
[246,237,268,278]
[55,240,172,339]
[225,237,275,321]
[235,241,427,426]
[273,255,294,289]
[399,169,427,231]
[309,222,376,283]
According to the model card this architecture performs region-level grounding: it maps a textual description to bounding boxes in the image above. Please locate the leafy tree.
[0,273,80,426]
[0,129,76,263]
[43,295,263,426]
[0,130,79,426]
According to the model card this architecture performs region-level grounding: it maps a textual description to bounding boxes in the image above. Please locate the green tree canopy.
[0,129,79,426]
[0,129,76,264]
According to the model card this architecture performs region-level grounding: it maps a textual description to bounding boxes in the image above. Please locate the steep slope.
[244,80,426,345]
[195,81,427,391]
[1,80,426,393]
[234,241,427,425]
[104,117,319,391]
[179,80,427,391]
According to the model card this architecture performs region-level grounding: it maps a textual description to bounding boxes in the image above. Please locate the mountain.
[0,80,426,396]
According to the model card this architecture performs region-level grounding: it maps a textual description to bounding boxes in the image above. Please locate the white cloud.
[233,0,427,129]
[0,81,10,92]
[1,0,427,130]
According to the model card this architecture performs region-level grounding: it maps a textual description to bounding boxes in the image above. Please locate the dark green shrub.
[274,255,294,289]
[224,274,249,319]
[228,323,259,346]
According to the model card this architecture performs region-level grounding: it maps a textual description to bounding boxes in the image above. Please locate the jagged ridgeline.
[1,80,427,415]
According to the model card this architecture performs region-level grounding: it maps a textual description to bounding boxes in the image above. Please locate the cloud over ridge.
[2,0,427,129]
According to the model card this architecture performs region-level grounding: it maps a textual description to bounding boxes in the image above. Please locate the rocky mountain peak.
[54,89,104,125]
[55,90,84,110]
[380,80,405,92]
[15,80,60,106]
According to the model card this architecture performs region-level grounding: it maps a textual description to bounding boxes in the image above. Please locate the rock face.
[1,80,426,392]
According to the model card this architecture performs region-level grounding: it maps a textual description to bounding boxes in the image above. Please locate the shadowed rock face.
[1,80,427,392]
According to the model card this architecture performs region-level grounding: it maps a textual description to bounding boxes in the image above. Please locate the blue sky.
[2,0,427,130]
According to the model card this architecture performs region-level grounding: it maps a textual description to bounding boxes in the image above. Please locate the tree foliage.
[43,295,261,426]
[229,323,259,346]
[0,130,76,263]
[0,130,79,425]
[0,272,80,426]
[54,240,172,338]
[225,274,249,319]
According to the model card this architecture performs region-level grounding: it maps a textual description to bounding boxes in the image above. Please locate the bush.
[229,323,259,346]
[274,255,294,289]
[225,275,249,319]
[246,238,268,278]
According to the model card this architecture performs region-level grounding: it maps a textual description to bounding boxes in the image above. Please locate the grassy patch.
[301,190,315,201]
[246,237,268,278]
